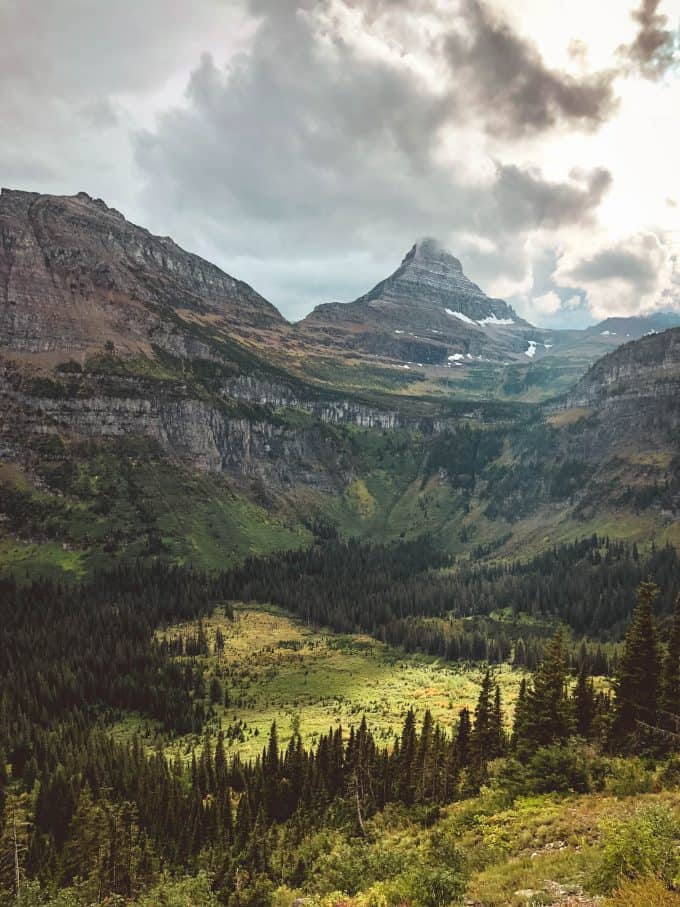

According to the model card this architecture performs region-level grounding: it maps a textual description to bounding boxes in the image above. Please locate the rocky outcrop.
[568,327,680,407]
[0,188,286,360]
[0,359,445,491]
[0,370,345,488]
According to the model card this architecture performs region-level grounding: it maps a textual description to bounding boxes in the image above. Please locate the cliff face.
[0,188,286,360]
[569,328,680,407]
[0,362,439,494]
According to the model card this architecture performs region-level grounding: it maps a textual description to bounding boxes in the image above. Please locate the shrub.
[395,863,465,907]
[56,360,82,374]
[495,744,593,796]
[604,757,655,796]
[658,757,680,791]
[595,803,680,892]
[606,877,680,906]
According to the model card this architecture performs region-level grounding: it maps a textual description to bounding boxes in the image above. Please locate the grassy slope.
[313,787,680,906]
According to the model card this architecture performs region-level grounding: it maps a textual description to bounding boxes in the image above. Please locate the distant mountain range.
[0,187,678,577]
[2,187,679,387]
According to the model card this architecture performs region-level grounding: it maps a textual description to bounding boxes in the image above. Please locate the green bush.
[495,744,593,796]
[606,877,680,906]
[394,863,464,907]
[596,803,680,892]
[604,757,655,796]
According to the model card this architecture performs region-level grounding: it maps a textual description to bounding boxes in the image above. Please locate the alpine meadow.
[1,1,680,905]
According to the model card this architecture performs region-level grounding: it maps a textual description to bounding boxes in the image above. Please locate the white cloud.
[554,231,677,318]
[1,0,679,325]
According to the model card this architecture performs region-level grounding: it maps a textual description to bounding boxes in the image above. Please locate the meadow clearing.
[150,603,528,762]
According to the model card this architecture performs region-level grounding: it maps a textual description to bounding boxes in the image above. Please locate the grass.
[136,604,528,762]
[262,785,680,906]
[461,790,680,906]
[0,538,87,581]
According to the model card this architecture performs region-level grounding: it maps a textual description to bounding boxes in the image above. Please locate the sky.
[1,0,679,326]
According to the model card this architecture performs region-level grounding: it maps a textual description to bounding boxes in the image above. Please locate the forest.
[1,536,680,905]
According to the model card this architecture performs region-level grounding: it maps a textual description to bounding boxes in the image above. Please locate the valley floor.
[114,604,527,762]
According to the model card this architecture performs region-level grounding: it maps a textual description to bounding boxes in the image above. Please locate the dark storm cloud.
[135,0,611,273]
[493,166,612,230]
[444,0,619,137]
[619,0,679,80]
[564,245,660,294]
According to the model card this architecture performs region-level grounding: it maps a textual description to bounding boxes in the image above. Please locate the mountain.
[0,188,286,367]
[0,189,678,578]
[591,311,680,339]
[544,311,680,361]
[297,238,542,365]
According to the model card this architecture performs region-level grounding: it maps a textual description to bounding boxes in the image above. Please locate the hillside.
[569,326,680,405]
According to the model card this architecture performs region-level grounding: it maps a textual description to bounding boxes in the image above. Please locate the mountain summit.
[360,238,519,324]
[297,238,534,364]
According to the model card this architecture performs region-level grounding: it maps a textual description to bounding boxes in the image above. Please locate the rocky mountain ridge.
[569,326,680,407]
[0,188,285,365]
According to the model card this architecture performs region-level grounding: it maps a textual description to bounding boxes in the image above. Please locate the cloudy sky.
[1,0,679,325]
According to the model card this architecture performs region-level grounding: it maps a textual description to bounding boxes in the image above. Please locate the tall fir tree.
[573,666,597,739]
[660,593,680,743]
[611,581,662,750]
[518,629,573,756]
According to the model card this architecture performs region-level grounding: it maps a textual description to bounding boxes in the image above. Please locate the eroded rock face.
[0,188,286,358]
[0,361,443,490]
[569,327,680,407]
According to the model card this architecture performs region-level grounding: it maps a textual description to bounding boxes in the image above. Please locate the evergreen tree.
[519,629,573,755]
[573,666,597,739]
[455,708,471,768]
[660,593,680,742]
[0,791,31,900]
[511,678,529,749]
[611,582,662,750]
[397,709,417,805]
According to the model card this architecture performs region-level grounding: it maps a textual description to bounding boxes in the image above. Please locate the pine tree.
[455,708,471,767]
[573,666,597,739]
[660,593,680,741]
[611,581,662,750]
[398,709,417,805]
[414,710,434,804]
[0,791,31,900]
[511,678,529,749]
[490,684,506,758]
[518,629,573,756]
[470,670,496,769]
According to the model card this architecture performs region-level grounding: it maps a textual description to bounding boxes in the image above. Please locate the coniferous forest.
[1,537,680,905]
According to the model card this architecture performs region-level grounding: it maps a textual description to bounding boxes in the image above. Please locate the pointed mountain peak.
[404,237,464,273]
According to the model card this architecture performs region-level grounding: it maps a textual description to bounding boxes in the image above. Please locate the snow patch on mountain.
[478,314,515,326]
[445,309,476,325]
